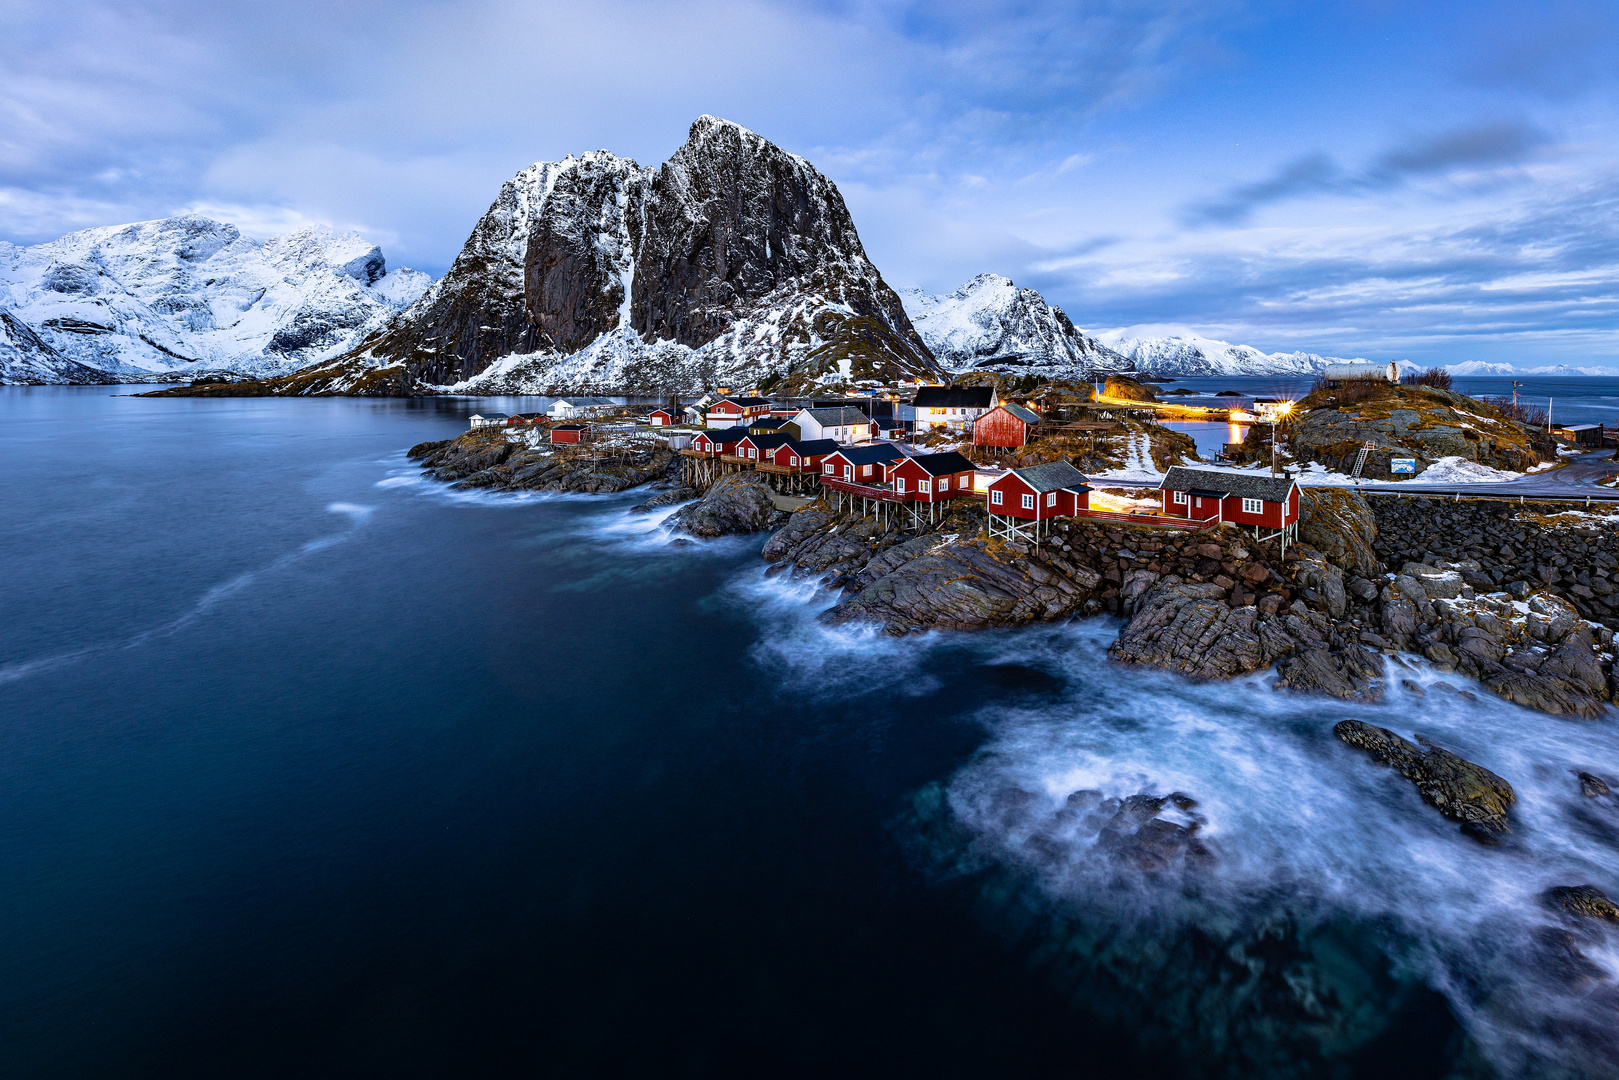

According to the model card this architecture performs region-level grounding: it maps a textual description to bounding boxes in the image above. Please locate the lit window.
[1173,491,1188,505]
[920,479,931,493]
[1242,497,1264,514]
[938,477,949,491]
[991,489,1003,505]
[1021,493,1035,510]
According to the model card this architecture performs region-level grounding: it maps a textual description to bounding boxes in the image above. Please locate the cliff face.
[338,116,942,396]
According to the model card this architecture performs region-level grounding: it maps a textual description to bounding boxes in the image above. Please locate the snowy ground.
[1089,453,1531,487]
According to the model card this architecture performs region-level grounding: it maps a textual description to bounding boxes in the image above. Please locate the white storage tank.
[1322,362,1398,383]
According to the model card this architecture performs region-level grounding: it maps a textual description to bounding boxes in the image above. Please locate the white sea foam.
[729,584,1619,1075]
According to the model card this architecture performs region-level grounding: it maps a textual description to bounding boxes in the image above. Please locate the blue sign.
[1391,458,1417,474]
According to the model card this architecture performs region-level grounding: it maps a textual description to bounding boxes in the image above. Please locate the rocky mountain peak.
[361,115,939,394]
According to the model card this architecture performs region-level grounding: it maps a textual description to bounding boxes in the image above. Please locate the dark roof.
[903,451,977,476]
[829,443,907,465]
[1160,466,1295,503]
[784,438,838,456]
[999,403,1041,424]
[1010,459,1090,492]
[802,407,871,426]
[749,417,787,429]
[739,433,792,450]
[912,386,994,409]
[472,412,509,419]
[696,426,750,442]
[715,395,773,407]
[551,422,587,431]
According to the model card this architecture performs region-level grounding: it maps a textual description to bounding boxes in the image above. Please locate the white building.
[469,413,509,429]
[547,397,617,420]
[911,385,995,430]
[790,406,873,445]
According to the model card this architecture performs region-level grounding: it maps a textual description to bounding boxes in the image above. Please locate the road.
[1356,449,1619,502]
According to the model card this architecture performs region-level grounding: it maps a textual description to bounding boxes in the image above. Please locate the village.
[460,383,1305,550]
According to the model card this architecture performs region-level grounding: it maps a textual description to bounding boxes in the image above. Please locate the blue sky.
[4,0,1618,365]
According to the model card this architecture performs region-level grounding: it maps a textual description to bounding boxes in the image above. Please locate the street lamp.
[1271,400,1294,476]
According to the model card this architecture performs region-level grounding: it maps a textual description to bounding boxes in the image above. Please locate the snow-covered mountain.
[1096,329,1353,377]
[253,116,942,396]
[0,216,430,382]
[1448,360,1619,376]
[898,274,1131,380]
[0,309,120,384]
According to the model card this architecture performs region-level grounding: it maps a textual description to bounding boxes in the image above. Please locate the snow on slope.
[898,274,1131,380]
[1448,361,1619,376]
[0,216,430,381]
[0,309,120,384]
[1097,328,1353,377]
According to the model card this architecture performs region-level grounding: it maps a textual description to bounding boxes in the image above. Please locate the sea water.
[2,386,1615,1078]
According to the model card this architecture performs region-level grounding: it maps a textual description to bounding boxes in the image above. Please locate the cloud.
[1185,120,1553,225]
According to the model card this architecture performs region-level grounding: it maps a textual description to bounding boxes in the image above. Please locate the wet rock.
[1274,643,1385,702]
[1545,884,1619,922]
[1333,719,1515,842]
[670,473,786,537]
[629,486,699,512]
[1110,580,1298,680]
[1578,771,1611,798]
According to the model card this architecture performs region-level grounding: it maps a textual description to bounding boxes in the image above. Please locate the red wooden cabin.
[986,459,1090,537]
[550,423,588,444]
[972,403,1041,449]
[735,432,792,462]
[649,409,675,427]
[822,444,906,483]
[705,395,774,427]
[689,426,750,456]
[886,451,977,502]
[1158,466,1299,540]
[765,438,838,473]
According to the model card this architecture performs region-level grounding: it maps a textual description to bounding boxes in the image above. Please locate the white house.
[469,413,509,429]
[547,397,617,420]
[911,385,995,430]
[790,406,873,444]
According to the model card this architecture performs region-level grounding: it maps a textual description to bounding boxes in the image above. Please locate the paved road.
[1356,449,1619,501]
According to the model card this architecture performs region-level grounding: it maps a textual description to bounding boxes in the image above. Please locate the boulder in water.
[1333,719,1515,843]
[671,473,785,537]
[1545,884,1619,922]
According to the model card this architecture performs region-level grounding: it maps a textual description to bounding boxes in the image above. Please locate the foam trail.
[0,503,375,687]
[732,588,1619,1076]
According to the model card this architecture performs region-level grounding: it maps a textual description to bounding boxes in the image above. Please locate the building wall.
[972,408,1032,448]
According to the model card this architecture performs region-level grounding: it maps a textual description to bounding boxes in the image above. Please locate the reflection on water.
[1160,420,1250,460]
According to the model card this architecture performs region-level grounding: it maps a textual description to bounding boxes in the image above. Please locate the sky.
[4,0,1619,366]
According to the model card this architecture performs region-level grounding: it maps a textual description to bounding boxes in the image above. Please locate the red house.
[973,403,1042,450]
[550,423,587,444]
[735,432,792,462]
[822,443,907,483]
[705,395,774,427]
[986,459,1090,539]
[765,438,838,473]
[886,451,977,503]
[649,409,676,427]
[1159,466,1299,545]
[689,426,750,456]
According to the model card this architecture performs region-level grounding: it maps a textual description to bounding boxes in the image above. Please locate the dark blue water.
[4,387,1616,1079]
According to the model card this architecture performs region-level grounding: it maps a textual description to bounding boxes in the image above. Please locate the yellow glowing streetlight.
[1270,400,1295,475]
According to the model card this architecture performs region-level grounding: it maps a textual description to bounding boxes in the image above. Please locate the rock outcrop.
[1545,885,1619,922]
[408,431,675,493]
[1297,488,1382,580]
[1333,720,1516,842]
[670,474,786,537]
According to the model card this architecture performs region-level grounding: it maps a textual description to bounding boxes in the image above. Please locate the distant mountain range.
[0,217,429,384]
[5,117,1611,392]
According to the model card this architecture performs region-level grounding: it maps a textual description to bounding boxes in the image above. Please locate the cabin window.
[991,489,1003,505]
[1046,492,1057,507]
[789,456,799,466]
[1194,497,1201,508]
[896,477,906,493]
[823,463,834,474]
[938,477,949,491]
[1242,497,1264,515]
[1173,491,1188,505]
[920,479,931,493]
[1021,493,1035,510]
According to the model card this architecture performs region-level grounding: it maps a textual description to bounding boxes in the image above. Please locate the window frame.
[1173,491,1188,505]
[1242,497,1264,515]
[1021,493,1035,510]
[990,489,1003,506]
